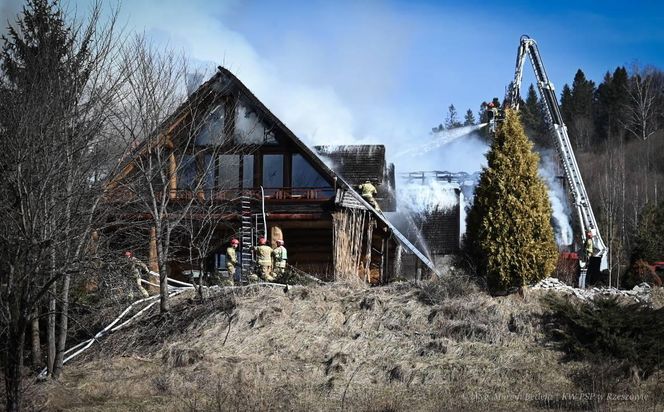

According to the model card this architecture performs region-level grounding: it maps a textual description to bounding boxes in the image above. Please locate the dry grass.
[23,282,663,411]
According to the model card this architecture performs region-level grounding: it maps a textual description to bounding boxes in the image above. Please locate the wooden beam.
[168,152,177,198]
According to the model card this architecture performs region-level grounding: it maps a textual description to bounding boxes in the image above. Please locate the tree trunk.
[47,282,57,376]
[52,273,71,378]
[31,306,42,368]
[157,228,170,313]
[3,319,27,412]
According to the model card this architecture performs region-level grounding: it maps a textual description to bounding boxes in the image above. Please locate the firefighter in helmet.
[272,239,288,281]
[125,250,150,298]
[255,236,275,282]
[358,180,381,211]
[226,238,239,280]
[584,230,594,261]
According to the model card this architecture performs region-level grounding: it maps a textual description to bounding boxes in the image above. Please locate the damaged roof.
[315,145,386,185]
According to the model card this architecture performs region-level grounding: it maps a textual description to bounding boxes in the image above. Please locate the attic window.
[292,154,330,188]
[195,104,225,145]
[235,105,277,145]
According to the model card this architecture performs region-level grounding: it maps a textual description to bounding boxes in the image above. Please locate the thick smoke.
[538,150,574,246]
[399,180,459,214]
[391,125,489,174]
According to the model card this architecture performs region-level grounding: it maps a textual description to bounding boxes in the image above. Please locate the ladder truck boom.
[505,35,608,281]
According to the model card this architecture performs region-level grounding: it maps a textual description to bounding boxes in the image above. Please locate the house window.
[218,154,240,189]
[195,104,225,146]
[203,154,214,189]
[242,155,254,189]
[262,154,283,191]
[292,154,330,188]
[178,154,197,189]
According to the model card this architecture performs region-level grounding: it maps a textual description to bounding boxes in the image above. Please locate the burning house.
[105,67,436,284]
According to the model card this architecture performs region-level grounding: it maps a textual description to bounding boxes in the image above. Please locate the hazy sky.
[2,0,663,166]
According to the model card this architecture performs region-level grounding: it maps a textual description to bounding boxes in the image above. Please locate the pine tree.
[560,84,573,125]
[463,108,476,126]
[521,84,548,147]
[444,104,463,129]
[465,109,558,291]
[631,201,664,263]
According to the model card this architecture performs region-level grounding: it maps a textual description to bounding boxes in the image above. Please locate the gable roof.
[110,66,439,277]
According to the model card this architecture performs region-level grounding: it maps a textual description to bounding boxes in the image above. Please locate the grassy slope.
[30,283,664,411]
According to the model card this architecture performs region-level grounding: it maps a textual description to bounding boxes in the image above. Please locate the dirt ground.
[24,282,664,411]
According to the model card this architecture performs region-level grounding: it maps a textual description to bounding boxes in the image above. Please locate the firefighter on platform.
[255,236,275,282]
[272,239,288,281]
[358,180,381,212]
[487,101,499,134]
[226,238,239,280]
[125,251,150,298]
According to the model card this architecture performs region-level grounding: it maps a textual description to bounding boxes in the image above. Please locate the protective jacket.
[359,182,377,198]
[226,246,237,266]
[273,246,288,268]
[256,245,273,266]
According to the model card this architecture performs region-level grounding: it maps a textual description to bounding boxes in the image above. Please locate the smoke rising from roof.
[538,150,574,247]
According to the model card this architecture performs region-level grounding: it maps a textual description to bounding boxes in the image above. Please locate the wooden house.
[106,67,437,284]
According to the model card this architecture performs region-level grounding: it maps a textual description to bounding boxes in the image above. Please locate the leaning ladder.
[239,196,254,282]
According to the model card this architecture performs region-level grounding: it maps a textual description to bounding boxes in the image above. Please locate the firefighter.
[358,180,381,211]
[272,239,288,281]
[584,230,594,261]
[487,102,499,134]
[125,251,150,298]
[226,238,239,280]
[255,236,275,282]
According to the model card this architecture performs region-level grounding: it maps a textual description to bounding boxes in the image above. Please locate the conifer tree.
[463,108,476,126]
[444,104,463,129]
[465,109,558,291]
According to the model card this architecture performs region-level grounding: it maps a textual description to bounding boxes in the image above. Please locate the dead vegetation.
[22,281,664,411]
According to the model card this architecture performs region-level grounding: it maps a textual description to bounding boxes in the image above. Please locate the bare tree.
[0,0,123,409]
[107,36,244,312]
[623,65,662,141]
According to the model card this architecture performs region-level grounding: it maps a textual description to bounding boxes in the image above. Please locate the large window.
[178,154,196,189]
[292,154,330,188]
[242,155,254,189]
[218,154,240,189]
[203,154,214,189]
[262,154,283,192]
[195,104,225,146]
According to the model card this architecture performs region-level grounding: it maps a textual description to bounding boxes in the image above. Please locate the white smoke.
[538,150,574,246]
[399,180,459,214]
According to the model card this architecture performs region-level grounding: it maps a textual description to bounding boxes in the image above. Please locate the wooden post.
[271,226,283,248]
[363,218,373,283]
[168,152,177,199]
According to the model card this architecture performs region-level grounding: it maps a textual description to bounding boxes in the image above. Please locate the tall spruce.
[463,108,476,126]
[444,104,463,129]
[521,84,548,147]
[465,109,558,291]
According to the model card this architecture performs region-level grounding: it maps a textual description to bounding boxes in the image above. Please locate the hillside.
[24,281,663,411]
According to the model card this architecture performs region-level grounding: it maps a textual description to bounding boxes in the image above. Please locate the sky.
[1,0,663,170]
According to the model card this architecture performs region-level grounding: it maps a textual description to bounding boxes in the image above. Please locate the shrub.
[465,109,558,291]
[543,294,664,379]
[623,259,662,289]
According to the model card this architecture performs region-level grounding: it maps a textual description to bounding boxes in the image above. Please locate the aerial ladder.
[500,35,608,287]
